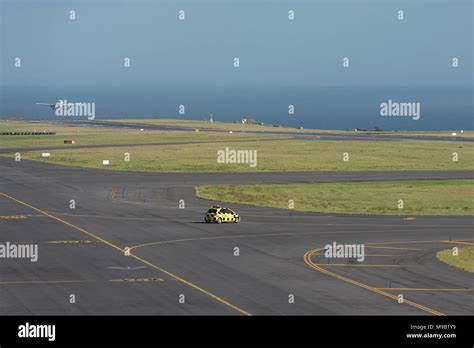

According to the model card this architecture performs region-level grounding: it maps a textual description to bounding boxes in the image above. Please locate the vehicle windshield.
[207,209,217,214]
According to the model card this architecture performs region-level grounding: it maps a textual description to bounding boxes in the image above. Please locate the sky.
[1,0,472,87]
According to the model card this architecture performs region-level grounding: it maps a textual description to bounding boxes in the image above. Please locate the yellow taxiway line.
[47,240,92,244]
[444,240,474,246]
[0,191,251,316]
[304,247,445,316]
[312,253,402,257]
[377,288,474,292]
[0,215,28,220]
[365,246,422,251]
[0,280,90,285]
[311,263,402,267]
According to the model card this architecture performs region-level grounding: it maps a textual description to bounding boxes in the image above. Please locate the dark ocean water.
[1,86,472,131]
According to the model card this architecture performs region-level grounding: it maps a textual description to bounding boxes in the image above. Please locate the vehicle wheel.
[217,217,222,224]
[205,218,210,223]
[235,216,240,223]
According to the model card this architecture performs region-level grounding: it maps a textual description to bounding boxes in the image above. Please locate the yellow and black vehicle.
[205,205,240,224]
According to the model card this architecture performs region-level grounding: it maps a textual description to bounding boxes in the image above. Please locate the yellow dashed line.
[110,278,164,283]
[0,280,90,285]
[0,215,28,220]
[47,240,92,244]
[366,246,422,251]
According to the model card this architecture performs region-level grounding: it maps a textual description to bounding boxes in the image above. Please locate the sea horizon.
[1,85,472,131]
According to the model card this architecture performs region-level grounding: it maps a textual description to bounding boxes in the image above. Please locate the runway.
[0,157,472,315]
[61,120,474,143]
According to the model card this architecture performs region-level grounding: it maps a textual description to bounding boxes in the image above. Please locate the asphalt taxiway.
[0,158,472,315]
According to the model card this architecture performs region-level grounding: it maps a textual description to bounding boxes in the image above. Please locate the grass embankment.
[437,246,474,272]
[196,180,474,216]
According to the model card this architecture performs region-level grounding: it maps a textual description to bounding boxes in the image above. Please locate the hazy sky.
[1,0,472,87]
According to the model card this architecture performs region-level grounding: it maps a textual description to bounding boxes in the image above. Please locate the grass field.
[2,120,473,172]
[437,246,474,272]
[196,180,474,215]
[0,120,282,148]
[5,137,473,172]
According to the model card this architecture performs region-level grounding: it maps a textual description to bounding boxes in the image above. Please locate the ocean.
[1,85,472,131]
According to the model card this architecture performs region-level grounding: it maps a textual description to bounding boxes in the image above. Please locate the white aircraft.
[36,99,65,110]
